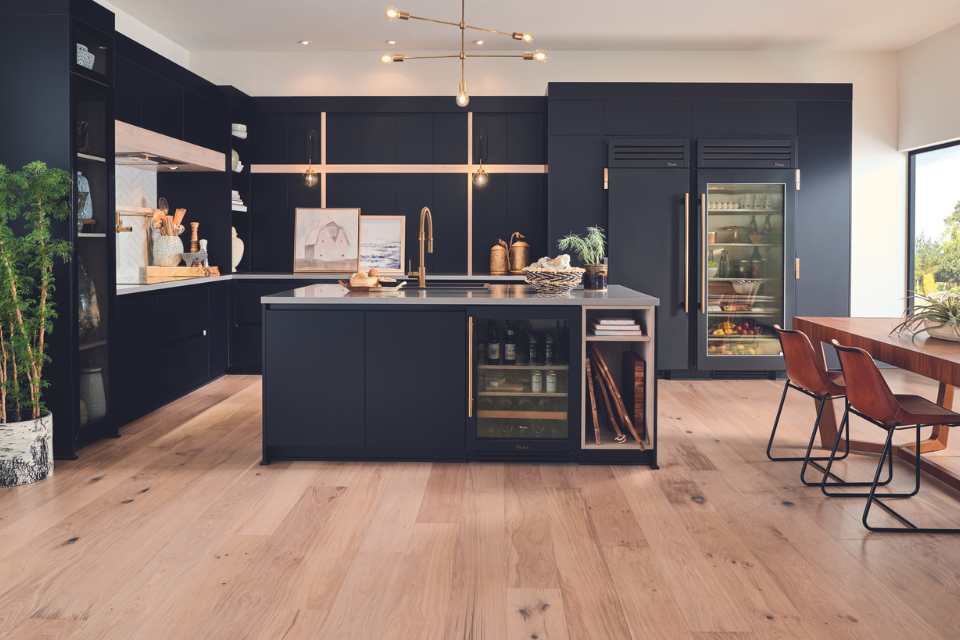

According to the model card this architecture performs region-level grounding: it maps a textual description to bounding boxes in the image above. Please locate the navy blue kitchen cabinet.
[547,135,608,247]
[113,284,223,425]
[262,309,366,460]
[364,310,467,458]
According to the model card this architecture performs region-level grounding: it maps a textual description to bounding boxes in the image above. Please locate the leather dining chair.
[824,339,960,533]
[769,325,850,486]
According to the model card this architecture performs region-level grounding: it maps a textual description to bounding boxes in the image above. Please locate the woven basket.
[524,268,585,293]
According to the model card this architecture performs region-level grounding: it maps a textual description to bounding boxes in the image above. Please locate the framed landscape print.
[359,215,406,276]
[293,208,361,272]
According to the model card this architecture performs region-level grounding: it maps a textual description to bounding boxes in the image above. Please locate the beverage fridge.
[608,138,797,374]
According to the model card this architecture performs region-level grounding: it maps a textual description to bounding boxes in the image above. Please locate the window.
[909,141,960,302]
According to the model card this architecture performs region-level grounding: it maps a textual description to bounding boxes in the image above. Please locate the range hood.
[115,120,225,172]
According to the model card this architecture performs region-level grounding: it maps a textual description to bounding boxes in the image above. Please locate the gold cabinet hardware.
[603,167,608,190]
[700,193,707,312]
[467,316,474,418]
[795,257,800,280]
[683,192,690,313]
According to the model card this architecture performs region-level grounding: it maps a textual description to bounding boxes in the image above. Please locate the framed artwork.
[359,215,406,276]
[293,208,361,272]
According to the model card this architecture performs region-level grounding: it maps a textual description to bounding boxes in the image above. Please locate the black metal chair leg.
[767,381,850,463]
[819,404,897,497]
[800,397,849,486]
[861,426,959,534]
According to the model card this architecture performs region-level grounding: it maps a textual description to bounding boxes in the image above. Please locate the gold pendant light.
[381,0,546,108]
[474,133,488,188]
[303,130,319,188]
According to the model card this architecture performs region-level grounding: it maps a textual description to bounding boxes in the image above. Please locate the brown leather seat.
[832,341,960,427]
[774,325,845,397]
[827,340,960,533]
[768,325,848,471]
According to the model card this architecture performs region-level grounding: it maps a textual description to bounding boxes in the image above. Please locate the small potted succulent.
[558,226,608,290]
[0,162,71,487]
[892,292,960,342]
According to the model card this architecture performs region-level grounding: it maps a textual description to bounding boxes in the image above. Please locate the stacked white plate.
[231,123,248,139]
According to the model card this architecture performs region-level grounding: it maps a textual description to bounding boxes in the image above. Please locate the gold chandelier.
[381,1,547,107]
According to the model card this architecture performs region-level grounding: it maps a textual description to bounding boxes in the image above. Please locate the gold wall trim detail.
[251,163,547,174]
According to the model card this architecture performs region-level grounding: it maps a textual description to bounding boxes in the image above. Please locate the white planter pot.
[0,413,53,487]
[924,319,960,342]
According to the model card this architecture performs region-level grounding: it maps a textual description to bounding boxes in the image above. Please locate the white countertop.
[116,272,525,295]
[261,283,659,307]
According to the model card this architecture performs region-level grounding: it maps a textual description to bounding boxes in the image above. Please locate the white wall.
[94,0,191,68]
[193,48,904,316]
[899,23,960,151]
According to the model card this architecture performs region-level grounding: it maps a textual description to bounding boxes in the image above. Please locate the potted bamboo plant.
[0,162,71,487]
[558,226,608,290]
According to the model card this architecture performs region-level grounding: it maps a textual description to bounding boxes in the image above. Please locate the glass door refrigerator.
[696,169,796,371]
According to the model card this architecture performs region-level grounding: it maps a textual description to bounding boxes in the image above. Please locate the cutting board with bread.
[340,268,407,292]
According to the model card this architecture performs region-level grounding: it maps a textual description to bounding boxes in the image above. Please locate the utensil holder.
[151,232,184,267]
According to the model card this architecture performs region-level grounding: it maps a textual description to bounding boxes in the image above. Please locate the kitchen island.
[260,284,659,465]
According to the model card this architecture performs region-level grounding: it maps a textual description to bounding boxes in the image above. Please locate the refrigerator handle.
[700,193,707,313]
[683,193,690,313]
[467,315,474,418]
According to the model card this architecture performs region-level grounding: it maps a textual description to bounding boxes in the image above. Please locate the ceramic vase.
[232,227,244,271]
[79,368,106,424]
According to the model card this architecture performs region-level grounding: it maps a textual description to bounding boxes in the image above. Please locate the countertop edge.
[116,272,525,295]
[260,284,660,307]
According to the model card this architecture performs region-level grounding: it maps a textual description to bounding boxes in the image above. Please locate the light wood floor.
[1,372,959,640]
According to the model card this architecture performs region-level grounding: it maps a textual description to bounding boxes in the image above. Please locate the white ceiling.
[107,0,960,53]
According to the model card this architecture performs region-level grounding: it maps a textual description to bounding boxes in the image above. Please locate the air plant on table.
[891,292,960,341]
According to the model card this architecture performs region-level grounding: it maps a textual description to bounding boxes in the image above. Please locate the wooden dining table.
[794,316,960,493]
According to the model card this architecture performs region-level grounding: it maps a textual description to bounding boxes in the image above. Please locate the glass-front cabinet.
[468,307,580,457]
[698,170,796,370]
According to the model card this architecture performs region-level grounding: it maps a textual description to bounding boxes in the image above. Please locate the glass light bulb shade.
[304,167,319,188]
[473,167,489,188]
[456,90,470,108]
[381,54,393,63]
[522,33,534,42]
[533,50,547,62]
[386,7,399,18]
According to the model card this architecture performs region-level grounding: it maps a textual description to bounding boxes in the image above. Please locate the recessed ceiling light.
[473,39,484,45]
[298,40,311,46]
[386,39,398,45]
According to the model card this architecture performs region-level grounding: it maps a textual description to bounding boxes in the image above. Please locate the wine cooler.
[468,308,580,456]
[697,169,796,371]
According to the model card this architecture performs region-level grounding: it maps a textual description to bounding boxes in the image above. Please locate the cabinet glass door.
[474,317,571,443]
[704,182,785,359]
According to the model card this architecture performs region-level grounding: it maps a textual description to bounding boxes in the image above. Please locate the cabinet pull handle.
[603,167,609,190]
[467,316,474,418]
[700,193,707,313]
[795,257,800,280]
[683,192,690,314]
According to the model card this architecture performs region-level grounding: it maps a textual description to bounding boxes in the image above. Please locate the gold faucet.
[417,206,434,288]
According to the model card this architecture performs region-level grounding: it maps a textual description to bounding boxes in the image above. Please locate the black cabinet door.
[796,101,851,319]
[183,86,226,152]
[609,168,691,370]
[263,308,365,451]
[547,135,607,247]
[365,310,466,458]
[138,64,183,140]
[114,54,141,126]
[209,282,229,377]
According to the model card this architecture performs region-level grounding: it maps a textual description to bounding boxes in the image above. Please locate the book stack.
[591,318,643,337]
[231,190,247,213]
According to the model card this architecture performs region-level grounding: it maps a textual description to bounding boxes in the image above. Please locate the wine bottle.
[544,331,555,365]
[486,324,501,364]
[504,324,517,365]
[528,331,539,365]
